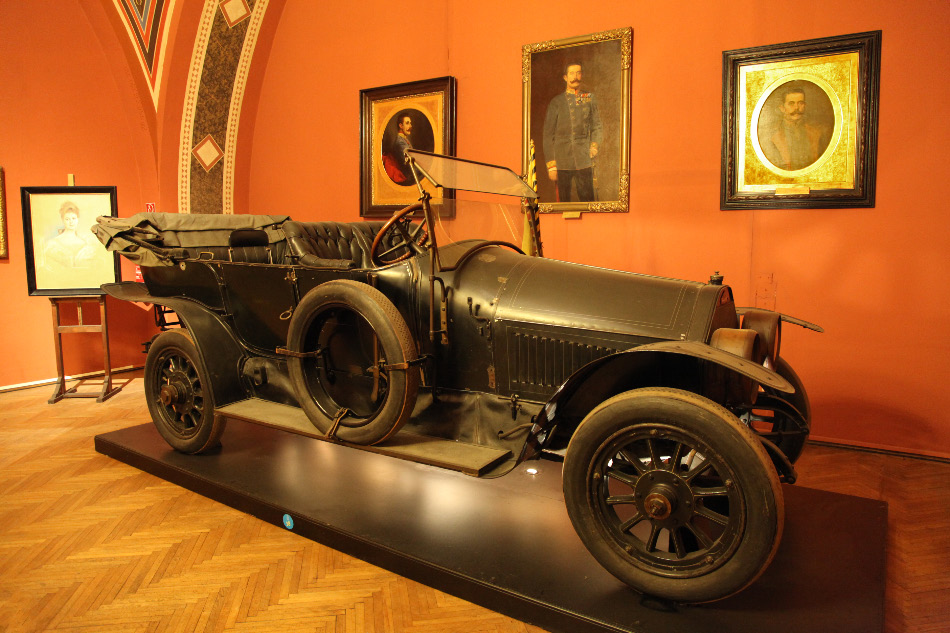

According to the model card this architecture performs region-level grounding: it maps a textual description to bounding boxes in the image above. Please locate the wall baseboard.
[807,437,950,465]
[0,366,144,394]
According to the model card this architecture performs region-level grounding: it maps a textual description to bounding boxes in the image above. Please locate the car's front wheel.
[563,387,783,603]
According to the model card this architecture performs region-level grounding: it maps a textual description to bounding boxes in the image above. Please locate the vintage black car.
[95,151,820,603]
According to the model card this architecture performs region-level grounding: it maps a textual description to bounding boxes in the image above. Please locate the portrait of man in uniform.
[722,31,880,209]
[361,76,456,217]
[756,81,835,172]
[543,63,603,202]
[523,28,631,212]
[380,108,434,187]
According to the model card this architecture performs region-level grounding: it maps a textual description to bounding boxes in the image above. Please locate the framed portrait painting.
[360,76,457,218]
[721,31,881,209]
[523,27,632,214]
[21,186,120,296]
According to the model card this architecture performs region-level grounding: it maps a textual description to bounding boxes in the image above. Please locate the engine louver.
[510,332,619,391]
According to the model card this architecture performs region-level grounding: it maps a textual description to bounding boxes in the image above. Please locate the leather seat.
[282,221,387,269]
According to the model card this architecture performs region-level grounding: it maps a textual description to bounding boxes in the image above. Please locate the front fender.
[632,340,793,392]
[102,282,248,406]
[737,307,824,333]
[518,341,793,461]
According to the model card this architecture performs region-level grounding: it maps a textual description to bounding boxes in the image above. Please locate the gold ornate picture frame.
[360,77,457,218]
[0,167,7,258]
[523,28,632,214]
[721,31,881,209]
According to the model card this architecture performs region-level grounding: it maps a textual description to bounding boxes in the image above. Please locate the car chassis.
[95,150,821,604]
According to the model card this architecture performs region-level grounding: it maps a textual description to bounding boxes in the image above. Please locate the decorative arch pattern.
[112,0,174,108]
[176,0,270,214]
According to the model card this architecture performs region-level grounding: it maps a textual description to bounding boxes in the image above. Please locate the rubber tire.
[563,387,784,603]
[287,280,419,445]
[144,329,225,454]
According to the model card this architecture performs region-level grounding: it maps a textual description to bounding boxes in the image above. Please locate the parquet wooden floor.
[0,374,947,632]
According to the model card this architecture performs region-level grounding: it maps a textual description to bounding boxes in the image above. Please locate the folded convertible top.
[93,212,289,266]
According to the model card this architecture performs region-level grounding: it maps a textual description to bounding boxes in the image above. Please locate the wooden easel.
[48,295,123,404]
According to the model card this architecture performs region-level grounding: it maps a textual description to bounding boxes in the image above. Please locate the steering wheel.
[370,202,429,267]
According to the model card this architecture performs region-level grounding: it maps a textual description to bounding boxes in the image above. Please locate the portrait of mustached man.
[761,82,832,171]
[543,62,603,202]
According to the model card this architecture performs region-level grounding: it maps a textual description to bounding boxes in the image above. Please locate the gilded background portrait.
[721,31,881,209]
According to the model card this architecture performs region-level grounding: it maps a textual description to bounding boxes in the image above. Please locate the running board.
[215,398,511,477]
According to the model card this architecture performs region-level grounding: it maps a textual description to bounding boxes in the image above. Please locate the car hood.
[491,254,709,342]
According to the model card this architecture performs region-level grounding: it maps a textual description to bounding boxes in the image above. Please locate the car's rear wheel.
[287,280,419,445]
[563,387,783,603]
[144,329,224,454]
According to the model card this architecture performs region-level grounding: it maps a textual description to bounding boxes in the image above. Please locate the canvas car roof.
[92,212,289,267]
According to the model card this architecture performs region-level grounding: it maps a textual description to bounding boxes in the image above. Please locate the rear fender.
[521,341,793,459]
[103,282,247,406]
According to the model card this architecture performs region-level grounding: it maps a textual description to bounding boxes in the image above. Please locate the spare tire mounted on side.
[286,280,419,445]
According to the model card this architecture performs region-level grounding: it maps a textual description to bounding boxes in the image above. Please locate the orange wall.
[247,0,950,457]
[246,0,451,217]
[0,0,158,386]
[1,1,947,458]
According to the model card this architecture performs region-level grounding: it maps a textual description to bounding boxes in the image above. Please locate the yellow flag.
[522,140,542,257]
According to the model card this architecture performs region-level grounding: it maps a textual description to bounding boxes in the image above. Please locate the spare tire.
[286,280,419,445]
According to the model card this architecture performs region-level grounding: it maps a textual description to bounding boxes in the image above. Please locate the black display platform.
[96,421,886,633]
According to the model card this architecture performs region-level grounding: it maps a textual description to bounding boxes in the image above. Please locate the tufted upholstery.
[282,221,388,269]
[170,221,409,268]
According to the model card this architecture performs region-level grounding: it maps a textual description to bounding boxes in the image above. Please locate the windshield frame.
[406,150,538,199]
[398,151,539,345]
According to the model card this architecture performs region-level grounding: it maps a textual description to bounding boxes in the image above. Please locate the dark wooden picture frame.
[21,185,120,296]
[721,30,881,209]
[523,27,632,214]
[360,76,457,218]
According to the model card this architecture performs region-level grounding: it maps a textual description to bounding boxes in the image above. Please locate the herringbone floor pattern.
[0,377,547,633]
[0,374,947,632]
[795,444,950,633]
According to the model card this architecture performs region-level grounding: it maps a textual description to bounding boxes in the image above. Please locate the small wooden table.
[48,295,123,404]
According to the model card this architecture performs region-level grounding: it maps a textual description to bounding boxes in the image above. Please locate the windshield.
[407,150,537,199]
[398,151,539,269]
[427,198,528,268]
